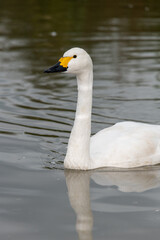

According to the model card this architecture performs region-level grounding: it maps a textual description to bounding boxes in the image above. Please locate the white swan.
[44,47,160,170]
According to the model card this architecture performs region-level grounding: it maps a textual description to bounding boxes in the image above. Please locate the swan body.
[91,121,160,169]
[44,47,160,170]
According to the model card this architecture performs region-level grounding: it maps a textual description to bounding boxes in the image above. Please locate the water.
[0,0,160,239]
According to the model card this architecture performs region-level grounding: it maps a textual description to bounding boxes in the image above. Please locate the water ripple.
[0,15,160,169]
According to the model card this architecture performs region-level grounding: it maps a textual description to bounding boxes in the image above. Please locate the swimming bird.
[44,47,160,170]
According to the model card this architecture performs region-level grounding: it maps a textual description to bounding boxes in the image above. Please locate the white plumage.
[45,47,160,170]
[90,121,160,169]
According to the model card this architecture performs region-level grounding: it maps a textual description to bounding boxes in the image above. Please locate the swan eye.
[73,55,77,58]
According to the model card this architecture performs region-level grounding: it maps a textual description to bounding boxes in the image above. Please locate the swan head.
[44,47,93,75]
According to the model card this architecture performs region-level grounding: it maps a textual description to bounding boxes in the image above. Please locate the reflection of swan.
[65,170,93,240]
[65,169,160,240]
[44,47,160,170]
[91,168,160,192]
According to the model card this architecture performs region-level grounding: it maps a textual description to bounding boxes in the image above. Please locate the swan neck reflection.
[65,170,93,240]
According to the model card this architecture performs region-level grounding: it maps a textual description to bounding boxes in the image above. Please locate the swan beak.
[44,56,73,73]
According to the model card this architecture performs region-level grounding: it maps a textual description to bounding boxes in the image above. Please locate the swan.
[44,47,160,170]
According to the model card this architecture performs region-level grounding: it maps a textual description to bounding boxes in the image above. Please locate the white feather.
[90,121,160,168]
[52,47,160,170]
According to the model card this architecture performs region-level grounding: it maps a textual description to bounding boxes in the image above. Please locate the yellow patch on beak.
[59,57,73,68]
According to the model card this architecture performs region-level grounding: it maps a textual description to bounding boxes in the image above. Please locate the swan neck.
[76,71,93,117]
[64,69,93,170]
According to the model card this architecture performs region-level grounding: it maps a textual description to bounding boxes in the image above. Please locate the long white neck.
[64,69,93,170]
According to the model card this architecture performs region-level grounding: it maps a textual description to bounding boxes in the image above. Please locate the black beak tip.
[43,62,67,74]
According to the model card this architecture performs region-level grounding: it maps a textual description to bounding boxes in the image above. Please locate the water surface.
[0,0,160,239]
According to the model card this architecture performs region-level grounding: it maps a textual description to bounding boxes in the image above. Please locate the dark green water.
[0,0,160,239]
